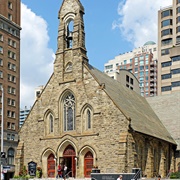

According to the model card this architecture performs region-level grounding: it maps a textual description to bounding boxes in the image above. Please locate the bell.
[67,31,73,40]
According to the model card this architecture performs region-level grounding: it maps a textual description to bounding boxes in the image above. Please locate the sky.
[20,0,172,109]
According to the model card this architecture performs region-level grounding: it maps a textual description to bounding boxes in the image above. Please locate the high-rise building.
[158,0,180,95]
[19,107,30,127]
[104,42,158,97]
[0,0,21,178]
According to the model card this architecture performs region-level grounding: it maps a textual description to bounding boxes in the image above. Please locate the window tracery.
[63,93,75,131]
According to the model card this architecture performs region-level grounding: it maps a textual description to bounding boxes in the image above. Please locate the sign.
[1,152,6,158]
[28,161,37,176]
[3,166,10,170]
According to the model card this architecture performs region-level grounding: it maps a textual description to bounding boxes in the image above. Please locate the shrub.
[170,171,180,179]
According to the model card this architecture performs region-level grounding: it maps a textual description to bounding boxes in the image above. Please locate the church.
[15,0,177,178]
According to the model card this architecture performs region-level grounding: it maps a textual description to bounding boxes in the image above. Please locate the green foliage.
[36,167,42,178]
[13,175,20,179]
[19,165,28,177]
[170,171,180,179]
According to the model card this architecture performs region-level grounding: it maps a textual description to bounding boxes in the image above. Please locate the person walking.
[117,175,123,180]
[56,164,62,179]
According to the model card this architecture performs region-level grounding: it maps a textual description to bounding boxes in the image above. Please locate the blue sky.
[20,0,172,108]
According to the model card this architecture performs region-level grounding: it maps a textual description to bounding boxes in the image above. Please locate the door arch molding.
[57,139,78,157]
[41,149,56,178]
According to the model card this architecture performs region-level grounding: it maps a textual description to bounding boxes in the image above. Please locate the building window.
[176,36,180,44]
[130,78,133,85]
[124,60,127,65]
[161,19,172,27]
[177,26,180,33]
[11,134,15,140]
[161,29,172,37]
[8,14,12,21]
[172,56,180,62]
[126,75,129,82]
[7,134,11,140]
[161,86,172,92]
[11,123,15,130]
[8,74,16,83]
[8,62,16,71]
[161,61,172,67]
[8,38,16,48]
[172,81,180,87]
[161,48,170,56]
[139,60,144,66]
[0,34,3,41]
[8,50,16,59]
[63,93,75,131]
[0,46,3,54]
[0,71,3,78]
[8,86,16,94]
[49,114,54,133]
[7,111,15,118]
[105,65,113,70]
[87,109,91,129]
[140,66,144,71]
[177,7,180,14]
[8,148,14,165]
[161,38,172,46]
[8,2,13,9]
[0,58,3,66]
[7,122,11,129]
[162,74,171,80]
[161,10,172,18]
[171,68,180,74]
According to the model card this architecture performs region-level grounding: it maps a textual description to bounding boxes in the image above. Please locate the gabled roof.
[86,64,176,145]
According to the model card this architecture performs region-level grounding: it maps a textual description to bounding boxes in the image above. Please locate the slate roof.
[86,64,176,145]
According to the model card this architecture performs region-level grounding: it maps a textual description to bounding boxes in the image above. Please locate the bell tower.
[54,0,88,82]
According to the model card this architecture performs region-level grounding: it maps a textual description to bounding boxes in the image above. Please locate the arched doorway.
[84,151,93,177]
[63,145,76,177]
[47,153,55,177]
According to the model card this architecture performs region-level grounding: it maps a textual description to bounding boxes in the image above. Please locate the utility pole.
[0,87,4,180]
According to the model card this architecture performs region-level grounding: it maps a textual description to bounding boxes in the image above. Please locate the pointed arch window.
[7,148,14,165]
[87,109,91,129]
[63,93,75,131]
[49,114,54,133]
[66,20,74,48]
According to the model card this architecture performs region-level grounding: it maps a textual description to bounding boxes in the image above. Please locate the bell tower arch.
[54,0,88,82]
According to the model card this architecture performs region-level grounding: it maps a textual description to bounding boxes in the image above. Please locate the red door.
[47,154,55,177]
[84,151,93,177]
[63,145,76,177]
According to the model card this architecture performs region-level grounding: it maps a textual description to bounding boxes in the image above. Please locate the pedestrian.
[117,175,123,180]
[56,164,62,178]
[157,175,161,180]
[63,165,67,180]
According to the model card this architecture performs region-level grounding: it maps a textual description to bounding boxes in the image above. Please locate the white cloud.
[113,0,172,47]
[20,3,54,108]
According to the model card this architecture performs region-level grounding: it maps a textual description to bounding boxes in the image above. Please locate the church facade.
[15,0,177,178]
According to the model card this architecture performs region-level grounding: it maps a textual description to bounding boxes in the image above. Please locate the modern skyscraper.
[0,0,21,178]
[158,0,180,95]
[104,42,158,97]
[19,107,30,127]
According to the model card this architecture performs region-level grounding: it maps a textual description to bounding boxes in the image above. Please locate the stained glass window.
[63,93,75,131]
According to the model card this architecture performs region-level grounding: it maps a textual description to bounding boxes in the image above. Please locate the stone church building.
[15,0,177,178]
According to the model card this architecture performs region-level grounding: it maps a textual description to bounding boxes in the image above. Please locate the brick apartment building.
[0,0,21,179]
